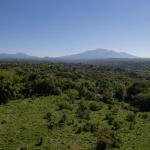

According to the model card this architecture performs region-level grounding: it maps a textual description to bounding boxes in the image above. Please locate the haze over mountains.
[0,49,138,61]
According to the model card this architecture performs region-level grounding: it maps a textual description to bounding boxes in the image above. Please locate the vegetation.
[0,61,150,149]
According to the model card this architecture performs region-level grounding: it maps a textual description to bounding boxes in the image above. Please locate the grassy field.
[0,96,150,150]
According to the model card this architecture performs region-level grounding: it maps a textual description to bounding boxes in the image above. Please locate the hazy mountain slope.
[0,49,138,61]
[0,53,38,60]
[60,49,138,60]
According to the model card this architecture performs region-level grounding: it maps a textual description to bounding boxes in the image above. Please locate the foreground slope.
[0,96,150,150]
[60,49,138,60]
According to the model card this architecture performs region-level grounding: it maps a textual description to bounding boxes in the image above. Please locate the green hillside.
[0,62,150,150]
[1,96,150,150]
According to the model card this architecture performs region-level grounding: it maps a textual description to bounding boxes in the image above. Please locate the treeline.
[0,62,150,111]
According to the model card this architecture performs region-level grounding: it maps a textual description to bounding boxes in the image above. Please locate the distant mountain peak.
[60,49,138,60]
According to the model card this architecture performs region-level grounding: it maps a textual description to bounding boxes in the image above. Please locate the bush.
[57,100,73,111]
[128,82,149,98]
[104,113,114,125]
[75,126,82,134]
[129,122,135,130]
[64,89,79,100]
[90,102,101,111]
[126,112,136,122]
[32,79,60,96]
[95,130,120,150]
[44,112,52,122]
[35,137,43,146]
[112,120,122,130]
[83,122,99,133]
[140,113,149,119]
[58,113,68,127]
[133,93,150,111]
[76,102,90,120]
[44,112,55,130]
[0,71,23,104]
[115,84,127,101]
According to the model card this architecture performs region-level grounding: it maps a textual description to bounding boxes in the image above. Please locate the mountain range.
[59,49,137,60]
[0,49,138,61]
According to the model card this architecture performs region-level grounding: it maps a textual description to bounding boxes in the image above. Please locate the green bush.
[83,122,99,133]
[57,100,73,111]
[126,112,136,122]
[90,102,101,111]
[44,112,55,130]
[0,71,23,104]
[76,102,90,120]
[105,113,114,125]
[58,113,68,127]
[95,130,120,150]
[32,79,60,96]
[112,120,122,130]
[133,93,150,111]
[64,89,79,100]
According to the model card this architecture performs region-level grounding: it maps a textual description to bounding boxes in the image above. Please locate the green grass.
[0,96,150,150]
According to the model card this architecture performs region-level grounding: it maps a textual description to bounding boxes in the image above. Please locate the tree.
[76,102,90,120]
[31,78,61,96]
[64,89,79,100]
[0,71,22,104]
[133,93,150,111]
[128,82,150,98]
[115,84,127,101]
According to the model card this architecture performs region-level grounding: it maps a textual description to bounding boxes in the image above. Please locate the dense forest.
[0,61,150,149]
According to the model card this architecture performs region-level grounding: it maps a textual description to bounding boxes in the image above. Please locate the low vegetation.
[0,61,150,149]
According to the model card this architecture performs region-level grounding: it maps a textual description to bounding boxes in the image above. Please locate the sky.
[0,0,150,57]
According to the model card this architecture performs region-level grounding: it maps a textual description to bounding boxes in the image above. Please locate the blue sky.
[0,0,150,57]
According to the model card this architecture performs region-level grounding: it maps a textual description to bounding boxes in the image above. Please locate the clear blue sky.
[0,0,150,57]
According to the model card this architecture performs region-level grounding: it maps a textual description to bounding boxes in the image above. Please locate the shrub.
[58,100,73,111]
[58,113,68,127]
[44,112,55,130]
[95,130,120,150]
[64,89,79,103]
[83,122,99,133]
[129,122,135,130]
[75,126,82,134]
[31,78,61,96]
[112,120,122,130]
[44,112,52,122]
[115,84,127,101]
[0,71,23,104]
[90,102,101,111]
[35,137,43,147]
[139,113,149,120]
[126,112,136,122]
[133,93,150,111]
[76,102,90,120]
[128,82,149,98]
[105,113,114,125]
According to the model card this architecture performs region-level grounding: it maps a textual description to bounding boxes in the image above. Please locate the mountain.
[0,49,138,61]
[0,53,38,60]
[60,49,138,60]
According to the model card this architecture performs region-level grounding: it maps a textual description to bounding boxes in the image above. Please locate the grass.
[0,96,150,150]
